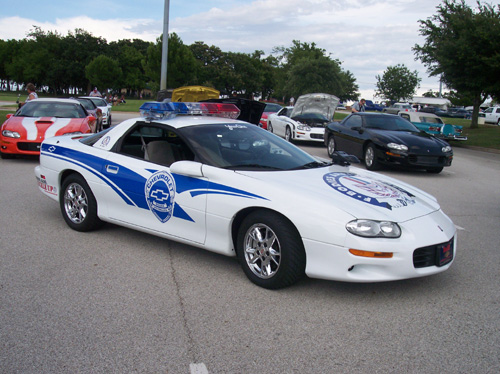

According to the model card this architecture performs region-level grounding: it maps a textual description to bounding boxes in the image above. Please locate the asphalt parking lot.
[1,116,499,373]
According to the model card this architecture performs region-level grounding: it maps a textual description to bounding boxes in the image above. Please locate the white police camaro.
[34,102,456,289]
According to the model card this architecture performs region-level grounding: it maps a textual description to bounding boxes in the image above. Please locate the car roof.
[30,98,81,105]
[401,111,439,119]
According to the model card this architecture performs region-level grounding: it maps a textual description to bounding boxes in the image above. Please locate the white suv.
[483,106,500,125]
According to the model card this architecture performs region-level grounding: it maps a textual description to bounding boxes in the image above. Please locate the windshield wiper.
[291,161,330,170]
[223,164,283,170]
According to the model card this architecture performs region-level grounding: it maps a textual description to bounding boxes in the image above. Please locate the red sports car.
[1,98,97,158]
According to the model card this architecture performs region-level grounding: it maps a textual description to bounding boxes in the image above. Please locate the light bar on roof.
[139,101,241,120]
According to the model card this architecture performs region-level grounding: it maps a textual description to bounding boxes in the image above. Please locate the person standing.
[351,98,366,113]
[89,87,101,97]
[26,83,38,101]
[17,83,37,108]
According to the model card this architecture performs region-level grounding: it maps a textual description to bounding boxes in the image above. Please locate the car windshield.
[15,101,87,118]
[179,123,324,170]
[76,99,95,111]
[264,103,282,112]
[88,98,107,107]
[365,115,420,132]
[419,116,443,124]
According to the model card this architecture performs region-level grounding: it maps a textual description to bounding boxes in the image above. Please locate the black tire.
[236,210,306,289]
[107,115,112,127]
[60,174,103,232]
[267,121,273,133]
[426,167,443,174]
[327,135,336,157]
[364,143,380,171]
[285,126,292,142]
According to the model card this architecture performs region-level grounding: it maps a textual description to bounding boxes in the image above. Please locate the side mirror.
[170,161,204,178]
[331,151,360,166]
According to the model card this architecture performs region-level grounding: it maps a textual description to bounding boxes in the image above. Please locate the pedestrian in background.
[17,83,37,108]
[351,99,366,113]
[89,87,101,97]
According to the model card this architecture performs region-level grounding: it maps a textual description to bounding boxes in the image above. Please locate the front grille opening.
[413,238,454,268]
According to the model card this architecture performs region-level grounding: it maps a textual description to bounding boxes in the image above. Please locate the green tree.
[375,64,421,103]
[413,0,500,128]
[272,40,358,102]
[85,55,122,91]
[143,33,197,91]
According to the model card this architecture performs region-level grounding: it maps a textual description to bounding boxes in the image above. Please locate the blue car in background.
[364,100,384,111]
[398,111,467,141]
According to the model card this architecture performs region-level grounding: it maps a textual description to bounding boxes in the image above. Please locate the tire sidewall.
[60,173,102,232]
[236,210,305,289]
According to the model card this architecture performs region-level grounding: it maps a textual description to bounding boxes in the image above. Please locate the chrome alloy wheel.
[243,223,281,279]
[365,147,375,168]
[63,182,89,224]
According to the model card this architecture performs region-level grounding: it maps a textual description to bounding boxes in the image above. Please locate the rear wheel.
[60,174,103,232]
[364,143,380,170]
[237,211,305,289]
[285,126,292,142]
[268,121,273,133]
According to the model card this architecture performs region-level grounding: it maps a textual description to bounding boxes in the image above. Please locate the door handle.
[106,165,119,174]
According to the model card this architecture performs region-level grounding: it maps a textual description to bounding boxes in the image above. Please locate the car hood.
[291,93,339,122]
[370,130,449,150]
[236,165,441,223]
[3,116,87,140]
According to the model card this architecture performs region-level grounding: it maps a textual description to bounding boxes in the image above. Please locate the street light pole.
[158,0,170,99]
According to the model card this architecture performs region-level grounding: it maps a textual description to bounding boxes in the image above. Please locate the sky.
[0,0,483,101]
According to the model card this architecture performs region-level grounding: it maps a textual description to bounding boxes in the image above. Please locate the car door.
[102,122,208,244]
[272,108,293,138]
[334,115,365,158]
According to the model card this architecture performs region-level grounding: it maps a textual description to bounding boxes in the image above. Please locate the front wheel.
[364,143,380,170]
[60,174,103,232]
[327,135,336,157]
[426,167,443,174]
[237,211,306,289]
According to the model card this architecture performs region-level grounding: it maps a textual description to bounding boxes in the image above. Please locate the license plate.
[437,239,454,266]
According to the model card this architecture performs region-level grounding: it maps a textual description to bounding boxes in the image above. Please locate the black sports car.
[324,112,453,173]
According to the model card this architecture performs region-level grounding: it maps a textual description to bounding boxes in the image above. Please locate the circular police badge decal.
[145,171,176,222]
[323,172,415,210]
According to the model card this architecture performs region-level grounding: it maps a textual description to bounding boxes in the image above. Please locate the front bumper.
[303,211,456,282]
[1,137,41,155]
[376,147,453,169]
[293,128,325,142]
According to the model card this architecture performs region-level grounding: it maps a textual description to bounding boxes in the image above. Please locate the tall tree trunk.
[470,92,482,129]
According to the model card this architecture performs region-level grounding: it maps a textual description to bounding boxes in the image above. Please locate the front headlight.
[297,124,311,131]
[2,130,21,138]
[387,143,408,152]
[442,145,452,153]
[346,220,401,238]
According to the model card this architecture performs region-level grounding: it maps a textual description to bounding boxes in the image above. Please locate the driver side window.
[345,115,362,128]
[117,124,194,167]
